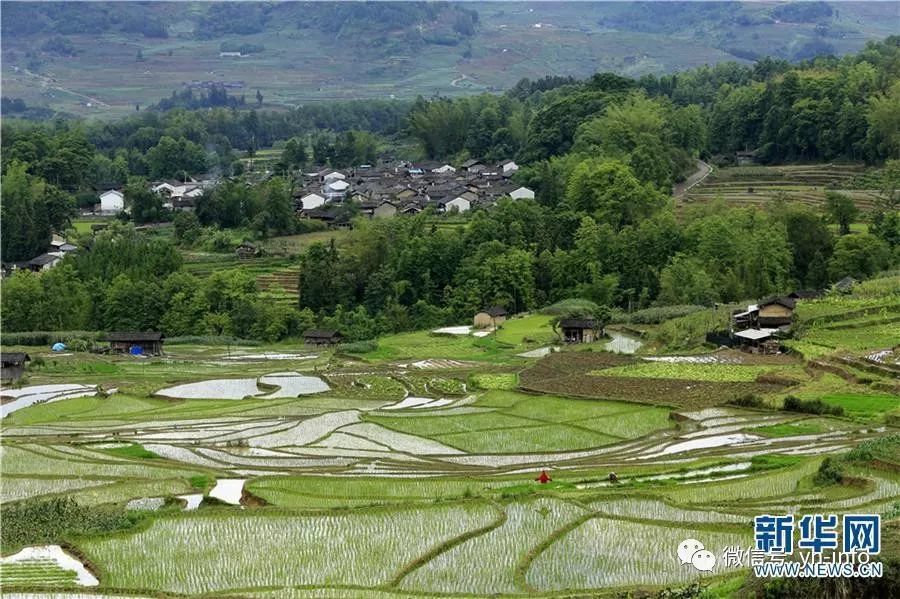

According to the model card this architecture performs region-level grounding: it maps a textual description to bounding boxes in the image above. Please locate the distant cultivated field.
[680,163,884,215]
[3,1,896,118]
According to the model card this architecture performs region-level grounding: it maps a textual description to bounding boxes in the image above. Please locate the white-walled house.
[99,189,124,214]
[445,196,471,213]
[151,181,203,201]
[431,164,456,174]
[323,179,350,202]
[499,160,519,175]
[509,186,535,200]
[152,182,177,195]
[28,253,61,272]
[300,193,326,210]
[323,171,346,184]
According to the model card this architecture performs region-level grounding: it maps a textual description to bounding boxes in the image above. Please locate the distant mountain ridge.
[1,1,896,118]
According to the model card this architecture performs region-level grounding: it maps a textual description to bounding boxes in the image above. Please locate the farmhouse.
[509,186,535,200]
[788,289,820,300]
[460,159,485,173]
[0,352,30,382]
[50,237,78,254]
[735,150,759,166]
[359,200,397,219]
[323,171,347,183]
[236,241,259,259]
[298,193,326,210]
[27,253,61,272]
[499,160,519,175]
[473,306,507,329]
[559,319,598,344]
[444,196,471,213]
[106,332,165,356]
[431,164,456,174]
[324,179,350,201]
[98,189,125,214]
[303,329,343,346]
[733,328,780,354]
[834,277,856,293]
[757,297,796,328]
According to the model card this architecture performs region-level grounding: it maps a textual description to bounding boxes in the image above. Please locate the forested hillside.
[1,1,896,117]
[2,37,898,343]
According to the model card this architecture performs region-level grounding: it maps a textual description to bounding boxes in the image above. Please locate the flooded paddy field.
[1,308,898,598]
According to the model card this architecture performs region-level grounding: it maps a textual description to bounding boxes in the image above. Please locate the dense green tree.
[565,159,666,230]
[145,136,207,179]
[125,177,165,224]
[173,211,202,245]
[658,254,717,305]
[280,137,307,171]
[0,271,44,331]
[37,264,91,330]
[828,233,892,280]
[778,205,834,286]
[101,274,166,331]
[866,81,900,159]
[1,162,52,261]
[824,192,859,235]
[298,241,342,312]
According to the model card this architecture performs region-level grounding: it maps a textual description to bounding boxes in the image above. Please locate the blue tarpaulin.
[51,342,66,352]
[129,345,143,356]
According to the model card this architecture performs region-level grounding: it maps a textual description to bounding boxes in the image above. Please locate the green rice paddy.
[2,275,898,596]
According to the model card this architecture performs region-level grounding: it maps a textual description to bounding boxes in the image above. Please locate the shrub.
[729,394,765,408]
[340,340,378,354]
[0,331,102,347]
[782,395,844,416]
[845,434,900,463]
[541,298,601,316]
[1,497,140,553]
[166,335,259,346]
[470,373,518,390]
[610,304,705,325]
[813,457,845,486]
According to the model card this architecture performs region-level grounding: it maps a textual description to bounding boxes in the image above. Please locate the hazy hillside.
[2,1,896,118]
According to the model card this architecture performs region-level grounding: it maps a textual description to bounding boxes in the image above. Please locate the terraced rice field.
[681,163,883,214]
[2,290,898,598]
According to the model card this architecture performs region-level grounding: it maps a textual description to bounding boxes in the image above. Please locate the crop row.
[81,504,499,594]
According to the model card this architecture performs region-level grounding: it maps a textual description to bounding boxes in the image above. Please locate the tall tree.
[824,192,859,235]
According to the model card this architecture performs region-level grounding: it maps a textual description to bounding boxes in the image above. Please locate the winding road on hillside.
[17,65,111,108]
[673,159,712,198]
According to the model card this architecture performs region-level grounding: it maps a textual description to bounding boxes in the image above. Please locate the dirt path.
[19,66,111,108]
[451,73,468,87]
[673,159,712,198]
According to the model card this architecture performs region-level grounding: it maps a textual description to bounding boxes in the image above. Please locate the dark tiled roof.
[788,290,820,299]
[559,318,597,329]
[760,297,796,310]
[303,329,341,339]
[1,352,31,364]
[481,306,507,317]
[105,332,164,342]
[28,254,60,266]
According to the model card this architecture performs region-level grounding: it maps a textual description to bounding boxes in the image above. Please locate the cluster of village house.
[96,158,535,226]
[1,236,79,277]
[8,158,532,275]
[291,159,534,225]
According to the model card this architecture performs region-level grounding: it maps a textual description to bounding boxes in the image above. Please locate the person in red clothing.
[535,470,551,484]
